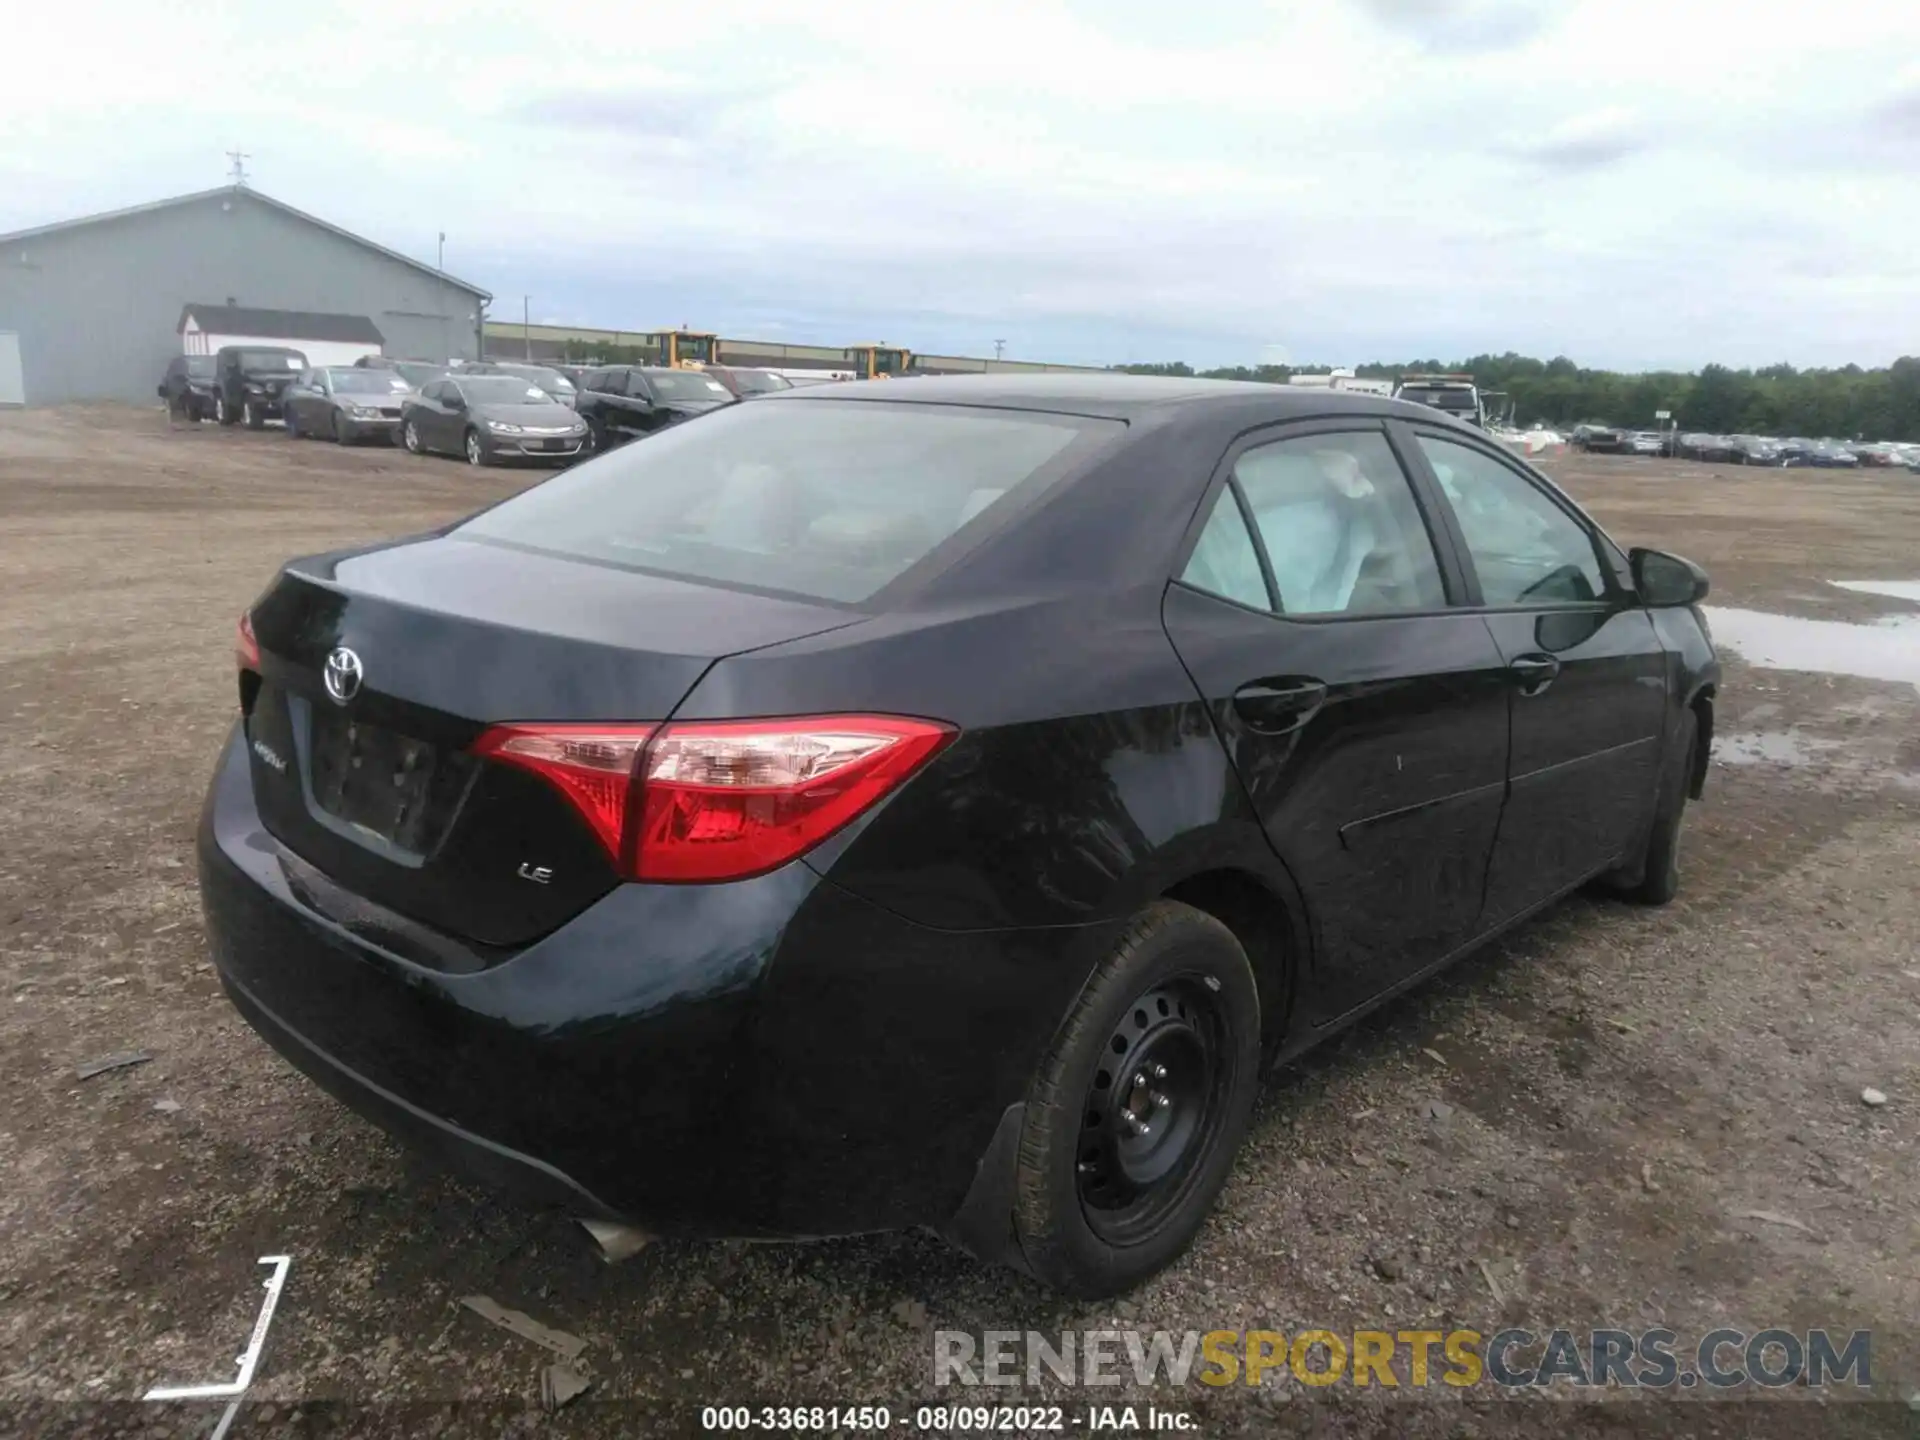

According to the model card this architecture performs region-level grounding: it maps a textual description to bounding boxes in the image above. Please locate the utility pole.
[523,296,531,360]
[226,149,251,187]
[437,232,445,272]
[993,339,1006,362]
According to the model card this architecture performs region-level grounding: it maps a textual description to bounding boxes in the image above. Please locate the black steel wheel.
[1073,978,1233,1245]
[1012,899,1262,1296]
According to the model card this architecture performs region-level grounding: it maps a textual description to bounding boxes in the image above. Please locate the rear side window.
[457,400,1120,604]
[1232,432,1447,616]
[1180,493,1269,610]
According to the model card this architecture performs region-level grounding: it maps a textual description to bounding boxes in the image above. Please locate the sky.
[4,0,1918,372]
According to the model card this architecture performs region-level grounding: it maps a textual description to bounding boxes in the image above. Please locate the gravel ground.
[1,407,1916,1438]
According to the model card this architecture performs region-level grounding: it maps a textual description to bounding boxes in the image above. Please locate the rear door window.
[457,400,1121,604]
[1225,431,1449,616]
[1179,492,1270,611]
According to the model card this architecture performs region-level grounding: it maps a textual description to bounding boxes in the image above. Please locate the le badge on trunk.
[323,647,363,705]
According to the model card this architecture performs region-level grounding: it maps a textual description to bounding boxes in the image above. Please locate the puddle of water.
[1830,579,1920,604]
[1715,730,1844,767]
[1704,606,1920,691]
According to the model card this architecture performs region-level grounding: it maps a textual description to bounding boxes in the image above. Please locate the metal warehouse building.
[0,185,490,406]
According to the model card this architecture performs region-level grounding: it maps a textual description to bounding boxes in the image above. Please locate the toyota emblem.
[322,646,363,705]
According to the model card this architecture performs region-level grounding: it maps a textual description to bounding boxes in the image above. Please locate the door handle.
[1232,678,1328,734]
[1508,653,1561,696]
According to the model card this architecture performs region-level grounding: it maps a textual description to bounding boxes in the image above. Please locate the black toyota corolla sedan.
[199,375,1718,1295]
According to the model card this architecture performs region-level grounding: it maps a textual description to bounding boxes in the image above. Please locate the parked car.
[399,373,588,466]
[1728,435,1784,466]
[460,361,579,408]
[355,355,451,389]
[1627,431,1664,456]
[1571,423,1627,453]
[212,345,307,428]
[157,354,219,421]
[702,365,796,399]
[202,375,1718,1296]
[574,365,736,449]
[1807,441,1860,469]
[284,366,414,445]
[1851,443,1901,468]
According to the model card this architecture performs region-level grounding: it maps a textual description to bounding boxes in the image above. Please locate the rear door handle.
[1232,678,1328,734]
[1508,653,1561,696]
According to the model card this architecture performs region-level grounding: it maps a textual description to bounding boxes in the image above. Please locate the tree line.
[1111,354,1920,441]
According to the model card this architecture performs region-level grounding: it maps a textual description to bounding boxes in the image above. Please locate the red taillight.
[634,716,956,882]
[471,715,955,884]
[471,725,656,861]
[237,611,261,671]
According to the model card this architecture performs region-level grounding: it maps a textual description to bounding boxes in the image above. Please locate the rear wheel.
[1011,900,1261,1296]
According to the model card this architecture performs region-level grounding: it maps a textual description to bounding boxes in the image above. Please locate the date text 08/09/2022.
[700,1405,1195,1432]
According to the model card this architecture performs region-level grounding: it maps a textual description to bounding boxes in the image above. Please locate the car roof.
[761,372,1416,421]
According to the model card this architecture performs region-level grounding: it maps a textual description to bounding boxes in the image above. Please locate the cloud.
[1506,108,1650,170]
[1871,84,1920,138]
[1354,0,1572,53]
[1,0,1917,371]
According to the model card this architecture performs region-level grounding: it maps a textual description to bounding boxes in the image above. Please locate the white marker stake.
[145,1255,292,1433]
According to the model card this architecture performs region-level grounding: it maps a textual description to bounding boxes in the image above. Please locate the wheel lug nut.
[1151,1063,1168,1080]
[1154,1092,1171,1109]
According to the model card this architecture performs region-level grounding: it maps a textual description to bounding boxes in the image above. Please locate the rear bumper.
[197,727,1104,1237]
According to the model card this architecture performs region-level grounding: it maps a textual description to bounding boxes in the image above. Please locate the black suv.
[574,365,737,449]
[212,346,308,428]
[157,355,219,421]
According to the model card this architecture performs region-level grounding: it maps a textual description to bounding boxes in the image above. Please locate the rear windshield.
[730,370,793,393]
[1399,387,1477,410]
[457,400,1120,603]
[237,350,304,371]
[648,370,734,402]
[330,369,410,394]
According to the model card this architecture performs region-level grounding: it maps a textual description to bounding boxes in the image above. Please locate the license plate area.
[308,710,470,856]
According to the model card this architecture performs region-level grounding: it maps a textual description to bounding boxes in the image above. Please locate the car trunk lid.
[241,534,857,946]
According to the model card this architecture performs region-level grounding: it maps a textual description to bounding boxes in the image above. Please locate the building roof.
[0,185,491,299]
[180,304,384,344]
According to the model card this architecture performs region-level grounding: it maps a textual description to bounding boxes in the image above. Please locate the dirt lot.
[2,407,1916,1438]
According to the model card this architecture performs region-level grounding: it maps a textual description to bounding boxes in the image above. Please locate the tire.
[584,416,606,453]
[1011,900,1261,1297]
[403,420,424,455]
[215,393,235,426]
[285,406,299,439]
[1608,709,1696,906]
[331,411,350,445]
[243,399,265,430]
[465,429,490,467]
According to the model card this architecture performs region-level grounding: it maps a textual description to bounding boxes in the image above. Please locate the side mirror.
[1630,547,1709,608]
